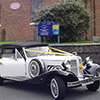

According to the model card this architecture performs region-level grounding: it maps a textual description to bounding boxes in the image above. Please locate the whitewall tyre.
[29,59,45,78]
[50,77,66,100]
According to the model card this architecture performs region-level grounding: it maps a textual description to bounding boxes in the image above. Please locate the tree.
[33,1,90,42]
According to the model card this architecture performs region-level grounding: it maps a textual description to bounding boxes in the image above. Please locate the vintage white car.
[0,43,100,100]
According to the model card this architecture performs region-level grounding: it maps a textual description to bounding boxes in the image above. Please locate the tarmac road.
[0,81,100,100]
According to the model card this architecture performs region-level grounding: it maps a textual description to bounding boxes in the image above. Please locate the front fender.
[25,70,78,84]
[44,70,78,83]
[97,68,100,76]
[88,63,100,75]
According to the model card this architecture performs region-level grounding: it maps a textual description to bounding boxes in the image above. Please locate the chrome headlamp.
[62,60,71,70]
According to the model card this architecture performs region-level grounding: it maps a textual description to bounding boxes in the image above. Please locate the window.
[25,46,50,57]
[64,0,76,3]
[17,49,26,60]
[16,50,23,59]
[1,49,15,58]
[31,0,43,22]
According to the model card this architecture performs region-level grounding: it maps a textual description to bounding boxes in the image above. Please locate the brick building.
[0,0,99,41]
[0,0,59,41]
[78,0,100,40]
[0,0,34,41]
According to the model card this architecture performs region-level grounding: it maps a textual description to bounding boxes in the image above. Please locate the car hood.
[27,55,81,66]
[39,55,78,60]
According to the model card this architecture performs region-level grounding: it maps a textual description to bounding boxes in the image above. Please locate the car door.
[0,49,26,77]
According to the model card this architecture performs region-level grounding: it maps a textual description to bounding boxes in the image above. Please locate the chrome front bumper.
[67,76,100,87]
[67,68,100,87]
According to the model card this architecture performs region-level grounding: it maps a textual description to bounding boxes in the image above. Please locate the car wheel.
[29,59,46,78]
[86,73,100,91]
[0,77,4,85]
[50,77,66,100]
[86,80,100,91]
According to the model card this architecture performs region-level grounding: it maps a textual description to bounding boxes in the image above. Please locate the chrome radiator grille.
[70,60,77,67]
[70,60,78,75]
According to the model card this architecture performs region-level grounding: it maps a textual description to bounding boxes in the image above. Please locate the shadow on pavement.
[2,80,100,100]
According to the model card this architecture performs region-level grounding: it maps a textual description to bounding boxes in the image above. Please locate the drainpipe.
[84,0,87,8]
[84,0,88,40]
[93,0,96,36]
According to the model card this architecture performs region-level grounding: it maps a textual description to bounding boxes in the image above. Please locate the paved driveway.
[0,81,100,100]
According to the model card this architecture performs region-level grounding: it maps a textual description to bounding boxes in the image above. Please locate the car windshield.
[25,46,53,57]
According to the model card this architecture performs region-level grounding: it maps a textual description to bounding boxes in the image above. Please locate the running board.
[3,76,30,81]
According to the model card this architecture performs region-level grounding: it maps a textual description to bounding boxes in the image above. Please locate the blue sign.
[38,22,60,36]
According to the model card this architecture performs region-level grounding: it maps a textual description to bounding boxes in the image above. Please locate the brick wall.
[81,0,100,40]
[0,0,60,41]
[0,0,34,41]
[86,0,94,40]
[43,0,59,5]
[95,0,100,36]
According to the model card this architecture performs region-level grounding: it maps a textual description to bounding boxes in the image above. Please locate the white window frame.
[64,0,76,3]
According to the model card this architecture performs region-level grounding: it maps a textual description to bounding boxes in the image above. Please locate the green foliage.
[1,28,6,41]
[33,1,90,42]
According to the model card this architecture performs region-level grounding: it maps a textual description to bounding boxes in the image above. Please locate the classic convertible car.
[0,43,100,100]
